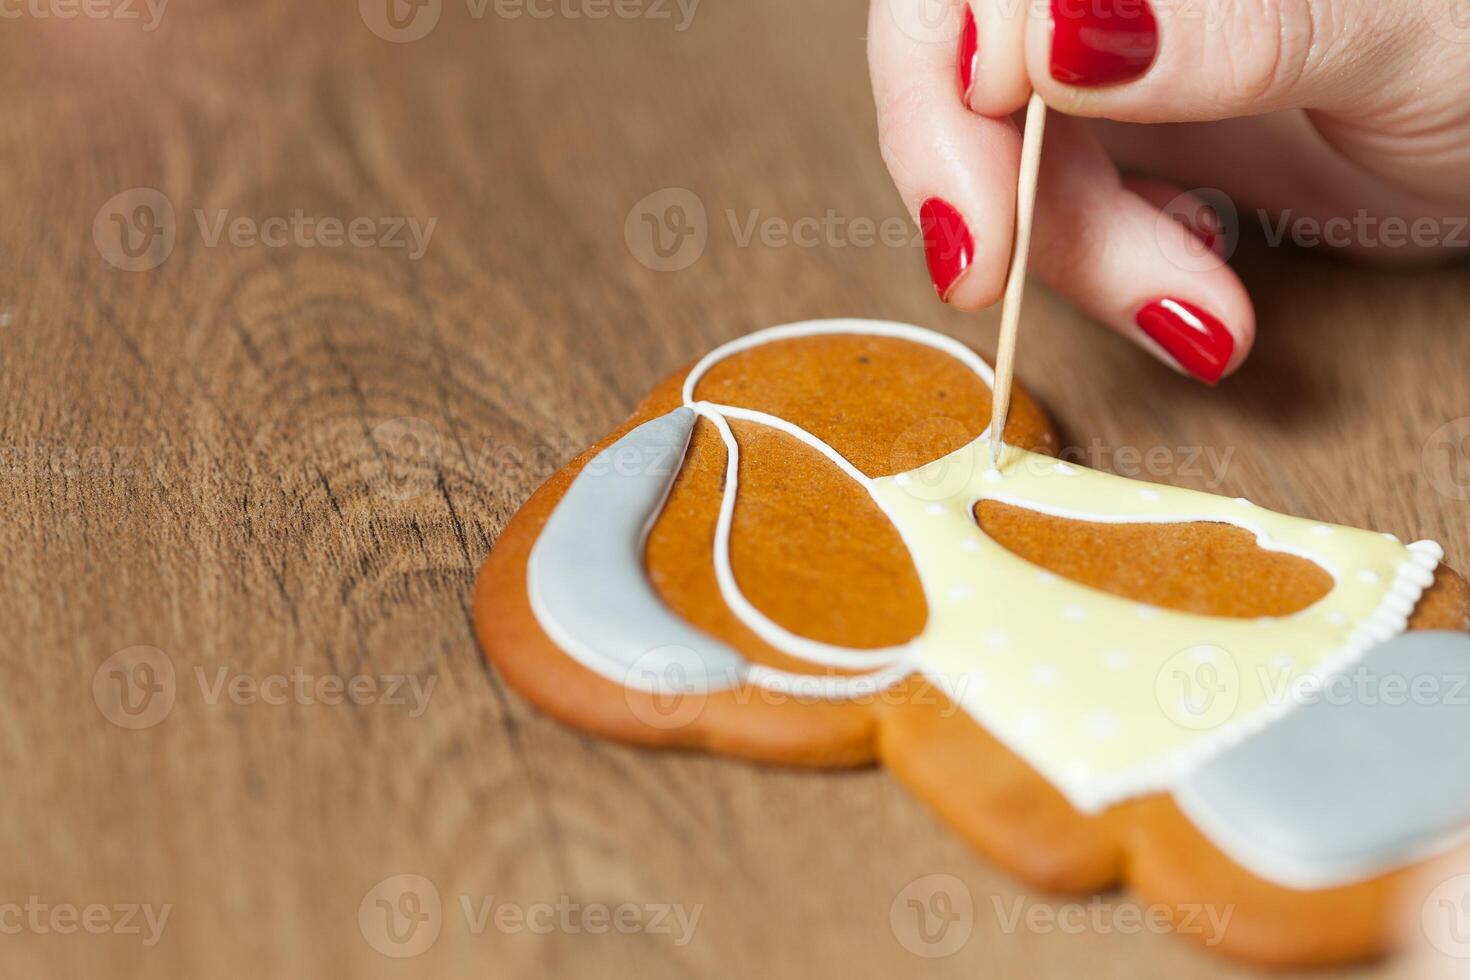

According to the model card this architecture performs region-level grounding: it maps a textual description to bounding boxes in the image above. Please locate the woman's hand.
[869,0,1470,383]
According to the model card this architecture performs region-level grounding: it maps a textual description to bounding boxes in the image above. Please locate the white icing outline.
[980,489,1346,583]
[679,319,993,682]
[526,409,710,688]
[675,320,1446,813]
[690,405,915,672]
[1174,733,1470,892]
[531,317,1450,884]
[1043,540,1443,815]
[680,318,998,404]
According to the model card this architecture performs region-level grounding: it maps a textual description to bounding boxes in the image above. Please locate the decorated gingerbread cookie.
[473,319,1470,968]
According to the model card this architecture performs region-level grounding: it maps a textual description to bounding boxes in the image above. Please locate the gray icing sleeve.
[526,407,747,693]
[1176,630,1470,890]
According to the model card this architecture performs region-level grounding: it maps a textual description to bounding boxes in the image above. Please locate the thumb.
[1025,0,1470,201]
[1030,0,1415,117]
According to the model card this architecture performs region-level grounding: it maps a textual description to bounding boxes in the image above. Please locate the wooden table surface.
[4,1,1469,977]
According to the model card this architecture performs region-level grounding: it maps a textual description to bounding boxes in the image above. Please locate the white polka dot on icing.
[946,584,972,602]
[895,473,912,486]
[982,468,1003,483]
[1135,604,1160,619]
[960,538,981,552]
[1031,664,1059,687]
[1102,650,1130,670]
[982,630,1009,649]
[1357,569,1381,584]
[1140,489,1161,502]
[1325,610,1348,626]
[1036,570,1059,585]
[1190,647,1219,664]
[1311,525,1334,537]
[1083,711,1120,740]
[925,503,945,516]
[1062,604,1087,621]
[1256,616,1277,628]
[662,319,1441,815]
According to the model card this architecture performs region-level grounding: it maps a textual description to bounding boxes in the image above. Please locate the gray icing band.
[1176,630,1470,890]
[526,407,747,693]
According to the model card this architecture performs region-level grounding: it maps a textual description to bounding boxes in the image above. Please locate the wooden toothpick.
[987,92,1048,475]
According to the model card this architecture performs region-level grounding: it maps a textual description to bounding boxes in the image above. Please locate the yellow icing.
[871,440,1427,812]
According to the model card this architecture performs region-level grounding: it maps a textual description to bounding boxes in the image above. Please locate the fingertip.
[945,266,1008,312]
[1216,288,1257,380]
[1025,118,1256,385]
[870,0,1025,310]
[919,195,1007,311]
[920,196,975,304]
[965,77,1035,121]
[1123,179,1256,383]
[962,0,1035,118]
[1133,296,1252,385]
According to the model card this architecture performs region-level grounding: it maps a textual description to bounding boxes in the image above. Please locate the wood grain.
[1,1,1468,977]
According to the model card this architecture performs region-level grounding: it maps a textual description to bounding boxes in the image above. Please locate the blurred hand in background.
[869,0,1470,383]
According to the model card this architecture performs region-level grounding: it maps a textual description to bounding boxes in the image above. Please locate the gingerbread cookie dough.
[474,319,1470,967]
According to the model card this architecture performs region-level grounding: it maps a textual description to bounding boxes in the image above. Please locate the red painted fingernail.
[920,198,974,302]
[1135,298,1235,384]
[1050,0,1158,87]
[958,6,979,102]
